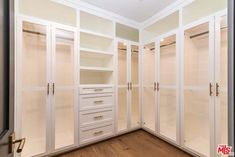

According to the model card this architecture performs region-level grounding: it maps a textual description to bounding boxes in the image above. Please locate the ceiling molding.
[141,0,194,28]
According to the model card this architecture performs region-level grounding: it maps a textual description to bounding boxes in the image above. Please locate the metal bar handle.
[209,83,213,96]
[154,82,157,91]
[216,83,220,96]
[53,83,55,95]
[47,83,50,95]
[157,82,160,91]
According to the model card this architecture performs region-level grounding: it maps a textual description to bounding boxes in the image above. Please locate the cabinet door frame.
[116,38,141,134]
[155,29,180,145]
[214,10,228,156]
[141,39,157,134]
[51,23,78,152]
[180,16,215,157]
[16,16,52,157]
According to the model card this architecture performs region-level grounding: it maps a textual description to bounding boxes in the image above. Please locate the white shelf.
[80,29,113,40]
[80,48,113,56]
[80,66,114,72]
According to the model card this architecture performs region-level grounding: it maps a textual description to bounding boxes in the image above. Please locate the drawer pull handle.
[94,89,103,92]
[94,115,103,119]
[94,131,103,135]
[94,100,104,104]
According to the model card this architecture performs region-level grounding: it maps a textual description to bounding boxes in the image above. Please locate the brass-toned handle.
[154,82,157,91]
[209,83,213,96]
[94,131,103,135]
[130,82,132,90]
[8,133,26,154]
[94,115,103,119]
[15,138,26,153]
[216,83,219,96]
[127,82,130,90]
[157,82,160,91]
[52,83,55,95]
[47,83,50,95]
[94,100,104,104]
[94,88,103,92]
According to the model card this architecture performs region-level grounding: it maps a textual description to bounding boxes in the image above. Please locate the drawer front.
[80,87,113,95]
[80,108,113,126]
[80,123,114,144]
[80,94,113,110]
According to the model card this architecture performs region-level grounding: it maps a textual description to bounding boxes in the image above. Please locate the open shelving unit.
[80,11,114,86]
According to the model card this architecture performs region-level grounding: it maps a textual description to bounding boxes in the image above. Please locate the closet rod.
[118,48,139,53]
[23,29,74,41]
[190,26,227,39]
[160,41,176,48]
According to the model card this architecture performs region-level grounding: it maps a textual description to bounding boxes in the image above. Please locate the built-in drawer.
[80,94,113,110]
[80,122,114,144]
[80,86,113,95]
[80,108,113,127]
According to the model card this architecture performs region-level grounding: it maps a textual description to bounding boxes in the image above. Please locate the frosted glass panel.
[184,22,210,156]
[184,90,210,156]
[55,90,74,149]
[143,43,155,131]
[131,87,139,127]
[131,45,139,85]
[183,0,227,25]
[219,15,228,145]
[159,89,176,141]
[118,88,128,131]
[21,91,47,157]
[22,22,47,87]
[184,23,209,86]
[160,35,176,85]
[118,42,127,85]
[55,29,74,86]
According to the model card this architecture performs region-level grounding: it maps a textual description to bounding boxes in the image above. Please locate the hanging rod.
[118,48,139,53]
[190,26,227,39]
[23,29,74,41]
[160,41,176,48]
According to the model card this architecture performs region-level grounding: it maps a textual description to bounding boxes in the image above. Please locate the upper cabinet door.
[159,34,177,142]
[183,21,212,157]
[53,28,76,149]
[117,42,128,132]
[130,45,140,128]
[20,21,49,157]
[142,42,156,131]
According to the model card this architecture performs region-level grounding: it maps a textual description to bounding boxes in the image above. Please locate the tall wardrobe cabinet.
[16,18,78,157]
[117,41,141,133]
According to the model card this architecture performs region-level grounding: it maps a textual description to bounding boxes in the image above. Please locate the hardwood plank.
[56,130,193,157]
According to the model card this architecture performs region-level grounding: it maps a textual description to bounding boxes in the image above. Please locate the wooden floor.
[57,130,193,157]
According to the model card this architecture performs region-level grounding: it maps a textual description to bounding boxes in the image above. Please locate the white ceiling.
[80,0,178,22]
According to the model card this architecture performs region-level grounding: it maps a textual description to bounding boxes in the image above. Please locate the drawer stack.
[79,85,115,145]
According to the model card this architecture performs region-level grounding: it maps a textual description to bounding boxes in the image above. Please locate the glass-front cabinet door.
[130,45,140,128]
[215,14,228,151]
[142,42,156,132]
[53,28,76,149]
[158,34,177,142]
[183,22,212,157]
[117,42,128,132]
[20,21,49,157]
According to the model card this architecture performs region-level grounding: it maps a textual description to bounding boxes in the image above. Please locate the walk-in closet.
[11,0,230,157]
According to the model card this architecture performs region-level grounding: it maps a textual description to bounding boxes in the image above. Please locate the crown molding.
[141,0,194,28]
